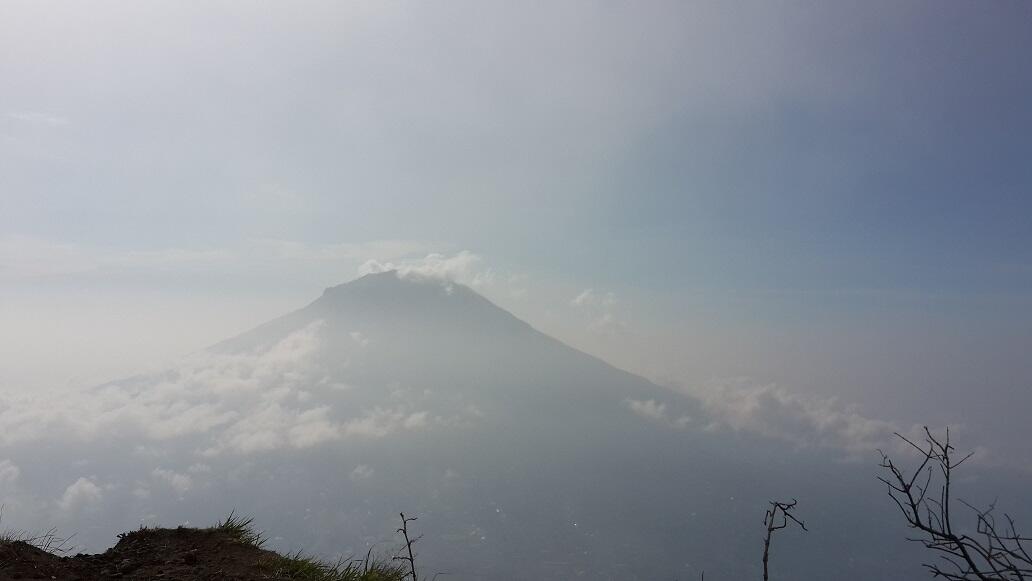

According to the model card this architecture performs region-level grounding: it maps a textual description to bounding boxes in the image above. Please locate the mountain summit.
[216,270,549,359]
[213,271,671,409]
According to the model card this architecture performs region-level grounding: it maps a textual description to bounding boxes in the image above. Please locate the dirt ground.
[0,527,296,580]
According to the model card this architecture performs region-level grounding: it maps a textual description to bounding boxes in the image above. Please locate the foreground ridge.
[0,517,407,581]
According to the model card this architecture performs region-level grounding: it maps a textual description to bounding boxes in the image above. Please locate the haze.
[2,2,1031,579]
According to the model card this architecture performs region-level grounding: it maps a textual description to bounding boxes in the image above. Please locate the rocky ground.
[0,525,405,581]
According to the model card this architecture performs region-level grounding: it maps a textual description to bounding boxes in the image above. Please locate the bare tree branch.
[394,512,421,581]
[763,499,807,581]
[879,427,1032,580]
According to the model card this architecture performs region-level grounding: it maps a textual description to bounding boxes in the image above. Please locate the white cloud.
[682,379,913,457]
[341,408,431,439]
[151,468,193,495]
[627,398,667,421]
[626,399,691,429]
[359,251,488,285]
[571,288,625,336]
[0,459,20,484]
[571,289,616,308]
[349,464,375,482]
[357,251,532,304]
[288,407,342,448]
[58,477,103,512]
[0,321,324,447]
[0,314,459,463]
[403,411,429,429]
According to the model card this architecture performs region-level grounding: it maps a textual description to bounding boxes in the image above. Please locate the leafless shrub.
[879,426,1032,580]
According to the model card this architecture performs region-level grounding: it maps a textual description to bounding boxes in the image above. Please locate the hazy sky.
[3,2,1031,461]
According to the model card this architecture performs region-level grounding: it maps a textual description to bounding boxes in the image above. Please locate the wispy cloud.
[359,251,487,284]
[677,378,919,459]
[570,288,626,336]
[626,398,691,429]
[359,251,529,302]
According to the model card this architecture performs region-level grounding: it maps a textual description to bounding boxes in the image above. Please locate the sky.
[2,1,1032,463]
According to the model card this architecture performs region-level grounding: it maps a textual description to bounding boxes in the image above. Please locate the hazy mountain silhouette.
[213,270,697,426]
[1,272,926,580]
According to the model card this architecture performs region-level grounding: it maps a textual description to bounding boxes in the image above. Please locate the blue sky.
[2,1,1032,461]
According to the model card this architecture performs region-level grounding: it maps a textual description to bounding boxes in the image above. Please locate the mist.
[2,1,1032,580]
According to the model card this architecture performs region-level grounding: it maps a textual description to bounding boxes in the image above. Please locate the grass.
[0,506,73,556]
[0,527,73,554]
[214,512,409,581]
[214,511,268,549]
[0,509,411,581]
[266,550,408,581]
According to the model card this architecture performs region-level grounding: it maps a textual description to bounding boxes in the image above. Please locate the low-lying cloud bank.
[0,318,484,539]
[662,378,998,469]
[698,380,903,455]
[0,321,461,455]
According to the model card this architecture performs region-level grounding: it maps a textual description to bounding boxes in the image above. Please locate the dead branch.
[763,499,807,581]
[394,512,421,581]
[878,426,1032,580]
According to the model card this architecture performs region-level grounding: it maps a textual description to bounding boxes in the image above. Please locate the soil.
[0,527,296,580]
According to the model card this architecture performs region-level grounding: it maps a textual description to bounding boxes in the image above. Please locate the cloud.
[206,404,435,455]
[359,251,488,285]
[58,477,103,512]
[357,251,532,303]
[341,408,432,439]
[287,407,342,449]
[680,379,914,458]
[0,316,454,463]
[0,317,326,445]
[0,321,322,446]
[152,468,193,495]
[626,399,691,429]
[571,289,616,308]
[0,459,20,484]
[349,464,375,482]
[349,331,370,347]
[571,288,626,336]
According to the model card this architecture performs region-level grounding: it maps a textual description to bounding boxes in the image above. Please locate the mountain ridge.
[207,270,668,405]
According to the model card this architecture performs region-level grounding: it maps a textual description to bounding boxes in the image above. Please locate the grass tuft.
[0,527,73,555]
[213,512,408,581]
[213,510,266,549]
[264,549,408,581]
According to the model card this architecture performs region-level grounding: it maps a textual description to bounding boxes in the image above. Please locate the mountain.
[0,272,923,580]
